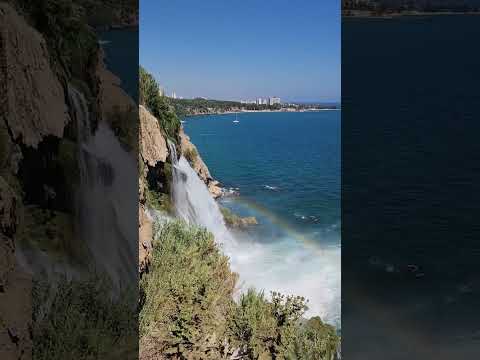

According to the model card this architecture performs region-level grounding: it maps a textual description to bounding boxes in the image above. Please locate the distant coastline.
[343,10,480,19]
[184,108,340,117]
[169,97,339,118]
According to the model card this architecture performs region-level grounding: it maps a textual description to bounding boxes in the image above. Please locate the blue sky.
[140,0,340,103]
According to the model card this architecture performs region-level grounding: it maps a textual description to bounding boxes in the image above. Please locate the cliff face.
[138,105,167,273]
[0,3,140,356]
[138,105,223,273]
[0,3,70,357]
[1,3,70,148]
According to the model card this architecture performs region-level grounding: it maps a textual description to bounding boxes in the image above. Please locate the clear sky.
[140,0,340,103]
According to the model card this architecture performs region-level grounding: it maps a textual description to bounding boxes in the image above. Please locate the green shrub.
[139,219,340,359]
[291,317,340,360]
[145,187,172,214]
[18,0,98,78]
[229,290,308,359]
[139,66,181,142]
[183,147,198,164]
[33,276,137,359]
[140,220,238,359]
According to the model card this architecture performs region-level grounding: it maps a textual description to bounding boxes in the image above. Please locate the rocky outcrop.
[138,105,169,274]
[138,206,153,274]
[140,106,168,166]
[1,3,69,148]
[179,128,223,198]
[138,106,228,273]
[220,206,258,229]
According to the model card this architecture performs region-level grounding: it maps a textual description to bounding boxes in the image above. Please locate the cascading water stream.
[69,86,138,289]
[168,141,235,247]
[167,140,340,326]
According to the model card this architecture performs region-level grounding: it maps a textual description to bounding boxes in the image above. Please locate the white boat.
[233,113,239,123]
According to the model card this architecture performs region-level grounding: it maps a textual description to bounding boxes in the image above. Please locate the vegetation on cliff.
[33,277,138,359]
[139,66,181,142]
[140,220,237,359]
[139,220,339,359]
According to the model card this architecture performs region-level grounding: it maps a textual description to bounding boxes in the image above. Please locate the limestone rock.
[0,176,18,241]
[208,180,223,199]
[139,205,153,274]
[1,3,69,148]
[140,106,168,166]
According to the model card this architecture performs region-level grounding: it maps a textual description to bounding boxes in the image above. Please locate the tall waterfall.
[69,86,138,288]
[167,142,340,326]
[168,141,234,246]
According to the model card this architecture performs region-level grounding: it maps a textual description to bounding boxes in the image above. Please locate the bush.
[292,317,340,360]
[139,220,238,359]
[183,147,197,164]
[18,0,98,78]
[139,66,181,142]
[139,220,340,359]
[229,290,308,359]
[33,276,137,359]
[145,187,173,214]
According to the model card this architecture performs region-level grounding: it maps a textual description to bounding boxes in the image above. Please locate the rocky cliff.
[0,3,68,356]
[138,104,224,273]
[0,3,139,357]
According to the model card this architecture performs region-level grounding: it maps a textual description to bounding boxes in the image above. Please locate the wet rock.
[139,206,153,275]
[140,106,168,166]
[1,3,69,148]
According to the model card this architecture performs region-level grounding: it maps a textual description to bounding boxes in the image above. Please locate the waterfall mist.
[168,141,340,325]
[71,87,138,289]
[169,141,234,247]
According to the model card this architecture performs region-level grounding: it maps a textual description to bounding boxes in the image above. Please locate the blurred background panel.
[0,1,139,359]
[342,2,480,358]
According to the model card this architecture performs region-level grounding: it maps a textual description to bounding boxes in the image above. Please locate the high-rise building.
[269,97,281,105]
[171,91,177,99]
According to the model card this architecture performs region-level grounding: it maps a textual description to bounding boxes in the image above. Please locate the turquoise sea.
[184,111,341,326]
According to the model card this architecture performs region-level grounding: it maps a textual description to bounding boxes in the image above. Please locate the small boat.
[233,113,239,123]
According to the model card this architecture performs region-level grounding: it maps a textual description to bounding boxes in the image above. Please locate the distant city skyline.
[140,0,340,103]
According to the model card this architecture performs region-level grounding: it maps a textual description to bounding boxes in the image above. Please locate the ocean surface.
[97,28,139,101]
[183,111,341,326]
[343,15,480,357]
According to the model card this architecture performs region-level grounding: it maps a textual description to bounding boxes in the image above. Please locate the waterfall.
[168,141,234,246]
[69,86,138,289]
[166,143,340,326]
